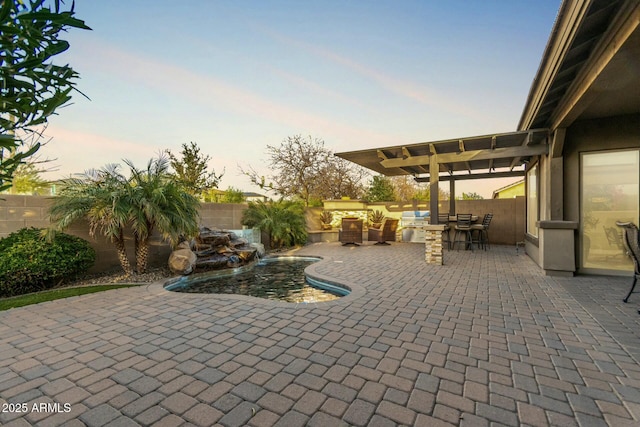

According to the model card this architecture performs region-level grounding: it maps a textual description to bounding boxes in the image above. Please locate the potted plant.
[320,210,334,230]
[369,210,385,229]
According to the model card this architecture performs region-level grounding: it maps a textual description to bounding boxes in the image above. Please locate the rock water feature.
[168,227,264,275]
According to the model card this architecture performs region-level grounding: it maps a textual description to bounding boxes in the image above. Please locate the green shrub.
[0,228,96,297]
[242,199,307,249]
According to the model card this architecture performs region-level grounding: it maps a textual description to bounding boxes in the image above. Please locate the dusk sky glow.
[41,0,561,198]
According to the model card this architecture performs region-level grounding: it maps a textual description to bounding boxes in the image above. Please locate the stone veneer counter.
[423,224,446,265]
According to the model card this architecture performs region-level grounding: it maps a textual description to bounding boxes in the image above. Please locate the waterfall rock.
[168,247,197,275]
[170,227,260,274]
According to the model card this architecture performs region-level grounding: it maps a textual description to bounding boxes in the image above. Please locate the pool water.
[165,256,345,303]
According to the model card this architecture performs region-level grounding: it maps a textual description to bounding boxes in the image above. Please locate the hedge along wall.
[0,195,248,273]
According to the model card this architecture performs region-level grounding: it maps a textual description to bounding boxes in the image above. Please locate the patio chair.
[437,213,451,250]
[603,225,625,259]
[453,213,474,251]
[471,213,493,250]
[368,218,398,245]
[617,221,640,304]
[339,218,363,246]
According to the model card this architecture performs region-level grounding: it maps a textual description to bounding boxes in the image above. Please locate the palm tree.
[49,164,134,275]
[49,156,201,275]
[124,156,200,274]
[242,199,307,249]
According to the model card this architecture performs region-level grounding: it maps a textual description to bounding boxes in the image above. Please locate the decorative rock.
[177,241,191,250]
[197,228,231,247]
[236,247,257,261]
[227,255,241,268]
[180,226,261,273]
[196,254,229,269]
[168,247,197,275]
[229,238,249,248]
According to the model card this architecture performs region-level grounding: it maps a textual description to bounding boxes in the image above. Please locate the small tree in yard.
[167,141,224,198]
[220,187,245,203]
[366,175,395,202]
[317,157,367,201]
[242,135,367,205]
[459,192,483,200]
[6,161,49,195]
[1,0,90,192]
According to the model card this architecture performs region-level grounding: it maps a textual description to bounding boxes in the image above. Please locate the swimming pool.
[164,256,348,303]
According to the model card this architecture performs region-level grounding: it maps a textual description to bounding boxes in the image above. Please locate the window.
[581,150,639,271]
[526,163,538,237]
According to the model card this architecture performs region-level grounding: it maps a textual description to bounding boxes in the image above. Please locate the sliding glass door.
[581,150,639,272]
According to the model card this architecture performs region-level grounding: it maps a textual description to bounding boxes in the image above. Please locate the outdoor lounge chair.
[339,218,363,246]
[617,221,640,305]
[368,218,398,245]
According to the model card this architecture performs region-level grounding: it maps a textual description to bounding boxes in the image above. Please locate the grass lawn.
[0,284,140,311]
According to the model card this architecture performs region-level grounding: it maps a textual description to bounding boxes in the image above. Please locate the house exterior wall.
[564,113,640,274]
[526,113,639,275]
[494,182,525,199]
[563,114,639,225]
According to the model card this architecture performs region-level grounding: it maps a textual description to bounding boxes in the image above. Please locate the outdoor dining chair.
[471,213,493,250]
[603,225,625,260]
[453,214,474,251]
[339,218,363,246]
[437,213,451,250]
[617,221,640,305]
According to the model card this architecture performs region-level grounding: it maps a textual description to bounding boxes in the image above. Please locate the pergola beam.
[380,144,548,168]
[414,170,525,182]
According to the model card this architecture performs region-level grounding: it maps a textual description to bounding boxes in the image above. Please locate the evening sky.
[41,0,561,198]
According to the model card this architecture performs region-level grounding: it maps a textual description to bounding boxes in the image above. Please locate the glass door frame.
[579,148,640,275]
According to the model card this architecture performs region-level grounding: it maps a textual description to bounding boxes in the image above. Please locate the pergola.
[335,128,550,221]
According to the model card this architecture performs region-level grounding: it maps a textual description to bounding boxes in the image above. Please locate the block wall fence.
[307,197,526,246]
[0,195,248,273]
[1,195,525,273]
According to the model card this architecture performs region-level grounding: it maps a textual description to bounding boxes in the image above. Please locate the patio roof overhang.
[336,128,550,221]
[335,128,550,181]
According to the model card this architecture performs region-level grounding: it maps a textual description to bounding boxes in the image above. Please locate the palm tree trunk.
[114,234,133,276]
[136,236,149,274]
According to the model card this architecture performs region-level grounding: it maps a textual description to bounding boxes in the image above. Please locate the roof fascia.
[518,0,591,131]
[550,1,640,128]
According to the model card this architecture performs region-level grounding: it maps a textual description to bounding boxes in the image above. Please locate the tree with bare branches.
[242,135,367,206]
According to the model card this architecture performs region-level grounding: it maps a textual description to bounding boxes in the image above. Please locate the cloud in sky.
[72,37,400,148]
[258,27,505,128]
[39,127,161,175]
